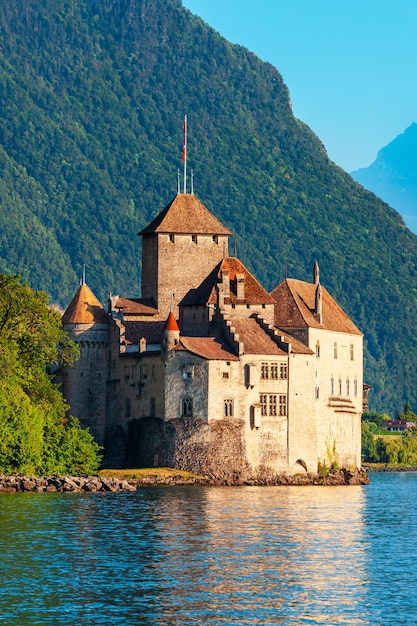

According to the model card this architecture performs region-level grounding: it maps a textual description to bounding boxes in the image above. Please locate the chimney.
[235,273,245,300]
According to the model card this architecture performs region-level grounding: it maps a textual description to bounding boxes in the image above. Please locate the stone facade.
[62,192,365,477]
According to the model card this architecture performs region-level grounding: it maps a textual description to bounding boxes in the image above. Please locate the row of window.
[331,377,359,397]
[180,396,287,418]
[316,342,355,360]
[260,394,287,416]
[169,234,220,244]
[260,362,287,380]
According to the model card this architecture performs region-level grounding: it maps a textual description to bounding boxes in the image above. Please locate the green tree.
[361,422,376,462]
[0,274,101,475]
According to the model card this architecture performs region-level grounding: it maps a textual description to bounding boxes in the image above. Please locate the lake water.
[0,472,416,625]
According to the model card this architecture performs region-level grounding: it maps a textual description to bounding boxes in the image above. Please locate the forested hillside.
[1,0,417,413]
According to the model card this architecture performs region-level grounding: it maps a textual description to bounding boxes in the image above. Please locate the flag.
[181,115,187,162]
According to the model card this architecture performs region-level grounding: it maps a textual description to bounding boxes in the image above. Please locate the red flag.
[181,115,187,162]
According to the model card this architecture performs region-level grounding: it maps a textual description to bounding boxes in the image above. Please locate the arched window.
[224,399,234,417]
[181,397,193,417]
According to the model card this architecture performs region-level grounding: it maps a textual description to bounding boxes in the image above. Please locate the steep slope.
[352,123,417,234]
[0,0,417,413]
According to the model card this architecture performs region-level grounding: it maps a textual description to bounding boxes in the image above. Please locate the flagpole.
[183,114,187,194]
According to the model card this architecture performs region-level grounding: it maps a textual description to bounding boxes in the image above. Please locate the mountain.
[1,0,417,414]
[351,123,417,234]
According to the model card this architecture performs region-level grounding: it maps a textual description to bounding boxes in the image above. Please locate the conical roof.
[165,311,180,331]
[62,283,108,325]
[138,194,232,236]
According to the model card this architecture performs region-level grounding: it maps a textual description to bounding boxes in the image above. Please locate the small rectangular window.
[279,395,287,416]
[269,395,277,416]
[334,342,338,359]
[260,394,268,416]
[350,343,354,361]
[270,363,278,379]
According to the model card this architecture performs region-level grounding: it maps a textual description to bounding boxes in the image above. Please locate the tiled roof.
[123,321,166,345]
[113,297,158,316]
[175,336,239,361]
[274,328,314,355]
[165,311,180,331]
[62,284,107,325]
[231,318,287,355]
[180,257,276,307]
[138,194,232,236]
[271,278,362,335]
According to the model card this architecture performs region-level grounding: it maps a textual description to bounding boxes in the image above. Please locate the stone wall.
[134,417,253,482]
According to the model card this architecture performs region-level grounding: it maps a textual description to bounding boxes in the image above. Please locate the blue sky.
[183,0,417,172]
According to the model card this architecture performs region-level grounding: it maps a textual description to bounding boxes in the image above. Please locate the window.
[124,398,131,418]
[315,385,320,399]
[261,363,269,379]
[181,398,193,417]
[169,234,175,243]
[270,363,278,379]
[182,364,194,380]
[150,397,156,418]
[338,378,342,395]
[224,399,233,417]
[334,342,338,359]
[331,377,334,395]
[316,341,320,357]
[279,395,287,416]
[191,234,197,243]
[346,378,350,396]
[212,235,218,244]
[222,372,229,379]
[260,394,287,417]
[269,395,277,416]
[280,363,288,379]
[354,378,358,396]
[350,343,354,361]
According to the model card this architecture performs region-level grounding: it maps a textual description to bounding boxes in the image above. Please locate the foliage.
[0,274,101,475]
[362,404,417,466]
[0,0,417,412]
[362,411,387,430]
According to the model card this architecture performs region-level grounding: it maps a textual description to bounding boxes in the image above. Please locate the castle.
[61,191,364,478]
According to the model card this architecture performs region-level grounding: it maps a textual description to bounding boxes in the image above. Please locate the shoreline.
[0,468,369,492]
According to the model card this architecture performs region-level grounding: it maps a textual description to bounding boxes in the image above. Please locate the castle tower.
[61,281,109,444]
[138,193,231,319]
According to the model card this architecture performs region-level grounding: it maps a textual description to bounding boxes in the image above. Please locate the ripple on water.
[0,474,416,625]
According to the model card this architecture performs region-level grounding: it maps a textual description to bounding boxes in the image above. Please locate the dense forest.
[0,0,417,413]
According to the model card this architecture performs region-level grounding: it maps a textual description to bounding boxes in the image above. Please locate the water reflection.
[1,477,416,624]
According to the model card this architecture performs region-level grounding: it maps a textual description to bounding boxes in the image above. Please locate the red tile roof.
[62,284,108,325]
[271,278,362,335]
[123,321,166,345]
[113,297,158,316]
[175,336,239,361]
[165,311,179,331]
[138,194,232,236]
[180,257,276,307]
[231,318,287,355]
